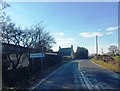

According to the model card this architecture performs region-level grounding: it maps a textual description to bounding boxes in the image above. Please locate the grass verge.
[91,58,120,73]
[112,56,120,62]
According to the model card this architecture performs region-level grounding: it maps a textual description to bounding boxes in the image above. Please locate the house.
[58,45,74,60]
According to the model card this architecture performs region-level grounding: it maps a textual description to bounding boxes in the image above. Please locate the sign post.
[29,53,45,73]
[41,57,43,71]
[30,53,45,58]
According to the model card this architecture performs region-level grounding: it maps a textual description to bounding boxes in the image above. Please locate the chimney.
[59,46,61,50]
[71,45,73,49]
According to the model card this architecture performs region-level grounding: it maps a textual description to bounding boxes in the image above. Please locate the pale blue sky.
[6,2,118,54]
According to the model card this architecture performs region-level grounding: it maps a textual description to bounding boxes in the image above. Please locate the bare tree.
[1,2,56,70]
[1,2,25,70]
[0,2,10,24]
[33,23,56,52]
[108,45,118,56]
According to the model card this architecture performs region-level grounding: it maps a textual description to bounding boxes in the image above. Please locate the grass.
[91,58,120,72]
[112,56,120,62]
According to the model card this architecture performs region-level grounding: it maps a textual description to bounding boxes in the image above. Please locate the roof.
[58,47,72,56]
[45,52,58,55]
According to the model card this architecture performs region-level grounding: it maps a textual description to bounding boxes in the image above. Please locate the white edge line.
[30,63,66,90]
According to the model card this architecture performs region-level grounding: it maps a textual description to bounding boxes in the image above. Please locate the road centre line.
[79,61,103,91]
[80,72,93,90]
[78,61,93,90]
[30,62,68,90]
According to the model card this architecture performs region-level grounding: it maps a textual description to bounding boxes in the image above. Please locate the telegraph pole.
[101,48,104,55]
[96,35,98,55]
[39,29,43,71]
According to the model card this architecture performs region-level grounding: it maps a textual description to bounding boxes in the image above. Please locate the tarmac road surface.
[30,59,120,90]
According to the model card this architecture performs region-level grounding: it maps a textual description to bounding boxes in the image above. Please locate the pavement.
[28,59,120,91]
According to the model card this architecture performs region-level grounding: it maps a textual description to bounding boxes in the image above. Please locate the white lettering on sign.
[30,53,45,58]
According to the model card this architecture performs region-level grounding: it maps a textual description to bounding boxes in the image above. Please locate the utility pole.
[39,29,43,71]
[96,35,98,55]
[101,48,104,55]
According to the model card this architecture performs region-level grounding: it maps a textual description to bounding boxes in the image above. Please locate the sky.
[5,2,118,54]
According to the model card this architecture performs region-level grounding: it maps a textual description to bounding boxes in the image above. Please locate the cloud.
[106,26,118,35]
[56,38,75,46]
[80,32,103,38]
[52,37,75,51]
[106,32,113,35]
[52,33,75,51]
[106,26,118,32]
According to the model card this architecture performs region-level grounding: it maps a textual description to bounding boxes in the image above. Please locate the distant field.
[91,58,120,72]
[112,56,120,62]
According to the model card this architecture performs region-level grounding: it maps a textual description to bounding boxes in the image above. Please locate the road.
[30,59,120,90]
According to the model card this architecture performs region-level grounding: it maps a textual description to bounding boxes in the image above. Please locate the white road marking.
[79,62,105,91]
[78,61,102,90]
[78,62,80,68]
[30,63,67,90]
[95,85,99,89]
[80,72,93,90]
[83,71,86,73]
[78,61,93,89]
[95,85,102,91]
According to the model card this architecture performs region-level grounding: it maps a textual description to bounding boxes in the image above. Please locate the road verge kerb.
[91,60,108,69]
